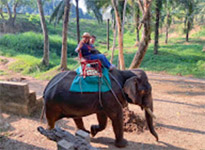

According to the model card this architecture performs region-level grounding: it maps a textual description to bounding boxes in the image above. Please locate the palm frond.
[84,0,103,23]
[49,0,64,24]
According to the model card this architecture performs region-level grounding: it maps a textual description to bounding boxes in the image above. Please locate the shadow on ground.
[91,137,186,150]
[0,136,47,150]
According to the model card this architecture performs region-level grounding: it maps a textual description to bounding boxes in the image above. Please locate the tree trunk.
[0,8,4,19]
[6,3,12,20]
[129,0,152,69]
[133,2,140,46]
[75,0,80,43]
[60,0,71,70]
[37,0,50,66]
[154,0,160,54]
[136,7,140,42]
[112,0,125,70]
[107,19,110,50]
[165,24,169,44]
[110,22,117,64]
[165,12,170,44]
[11,2,18,26]
[122,0,128,37]
[186,20,191,42]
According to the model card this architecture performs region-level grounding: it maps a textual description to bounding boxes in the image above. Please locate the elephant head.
[123,71,159,141]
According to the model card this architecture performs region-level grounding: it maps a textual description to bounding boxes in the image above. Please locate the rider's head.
[82,32,91,44]
[90,35,96,45]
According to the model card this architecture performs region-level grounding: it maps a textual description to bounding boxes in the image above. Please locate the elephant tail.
[40,104,45,122]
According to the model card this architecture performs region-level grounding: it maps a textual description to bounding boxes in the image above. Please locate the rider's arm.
[75,42,83,53]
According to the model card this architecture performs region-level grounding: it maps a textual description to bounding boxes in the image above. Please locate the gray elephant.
[42,68,158,147]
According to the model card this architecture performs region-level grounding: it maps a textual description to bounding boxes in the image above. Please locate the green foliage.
[0,32,76,57]
[84,0,103,23]
[0,13,204,79]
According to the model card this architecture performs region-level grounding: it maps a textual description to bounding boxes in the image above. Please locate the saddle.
[78,50,102,78]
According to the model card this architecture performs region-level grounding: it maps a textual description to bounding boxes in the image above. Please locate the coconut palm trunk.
[136,7,140,43]
[110,23,117,64]
[154,0,161,54]
[37,0,49,66]
[75,0,80,43]
[60,0,71,70]
[112,0,125,70]
[186,20,191,42]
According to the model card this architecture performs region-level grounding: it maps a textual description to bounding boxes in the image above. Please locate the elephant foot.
[115,139,128,148]
[46,125,54,130]
[91,125,99,137]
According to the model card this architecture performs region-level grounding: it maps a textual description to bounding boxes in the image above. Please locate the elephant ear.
[123,76,142,105]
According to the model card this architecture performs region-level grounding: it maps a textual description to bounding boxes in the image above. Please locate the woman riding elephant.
[75,32,115,71]
[42,68,158,147]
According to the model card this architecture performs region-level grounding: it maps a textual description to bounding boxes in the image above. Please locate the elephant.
[42,68,158,147]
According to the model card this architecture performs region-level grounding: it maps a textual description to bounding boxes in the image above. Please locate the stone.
[0,81,37,115]
[0,110,10,131]
[75,130,90,143]
[57,139,74,150]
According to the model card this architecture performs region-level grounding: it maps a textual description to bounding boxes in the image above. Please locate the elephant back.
[43,71,76,101]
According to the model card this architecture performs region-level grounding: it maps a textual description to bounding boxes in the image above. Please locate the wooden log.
[37,126,98,150]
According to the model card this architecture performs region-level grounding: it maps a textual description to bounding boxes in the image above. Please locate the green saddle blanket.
[69,67,111,92]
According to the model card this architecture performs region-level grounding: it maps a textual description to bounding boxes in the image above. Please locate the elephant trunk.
[145,108,159,141]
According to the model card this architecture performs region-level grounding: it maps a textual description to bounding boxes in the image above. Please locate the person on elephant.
[88,35,102,55]
[75,32,115,71]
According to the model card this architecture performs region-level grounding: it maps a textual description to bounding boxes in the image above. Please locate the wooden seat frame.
[79,50,102,78]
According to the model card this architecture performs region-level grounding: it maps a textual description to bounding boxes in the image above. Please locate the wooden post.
[107,19,110,51]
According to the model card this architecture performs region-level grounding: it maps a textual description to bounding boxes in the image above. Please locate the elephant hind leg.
[45,108,61,130]
[91,112,107,137]
[73,118,90,133]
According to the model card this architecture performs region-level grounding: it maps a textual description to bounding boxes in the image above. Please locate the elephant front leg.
[73,118,90,133]
[91,112,107,137]
[109,110,128,148]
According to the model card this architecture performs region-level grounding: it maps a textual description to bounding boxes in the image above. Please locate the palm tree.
[37,0,49,66]
[112,0,125,70]
[129,0,153,69]
[154,0,162,54]
[49,0,65,25]
[75,0,80,43]
[163,0,173,44]
[130,0,140,45]
[84,0,105,23]
[60,0,71,70]
[176,0,197,42]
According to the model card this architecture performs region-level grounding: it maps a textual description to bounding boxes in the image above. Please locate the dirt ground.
[0,56,205,150]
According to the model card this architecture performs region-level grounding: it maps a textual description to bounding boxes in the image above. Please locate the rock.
[0,81,37,115]
[75,130,90,143]
[37,126,99,150]
[57,139,74,150]
[0,110,10,131]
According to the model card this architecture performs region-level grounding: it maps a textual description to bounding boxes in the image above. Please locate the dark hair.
[91,35,96,39]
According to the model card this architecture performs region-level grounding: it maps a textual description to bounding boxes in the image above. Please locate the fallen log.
[37,126,98,150]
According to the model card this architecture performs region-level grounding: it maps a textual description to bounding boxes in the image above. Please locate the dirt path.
[0,57,205,150]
